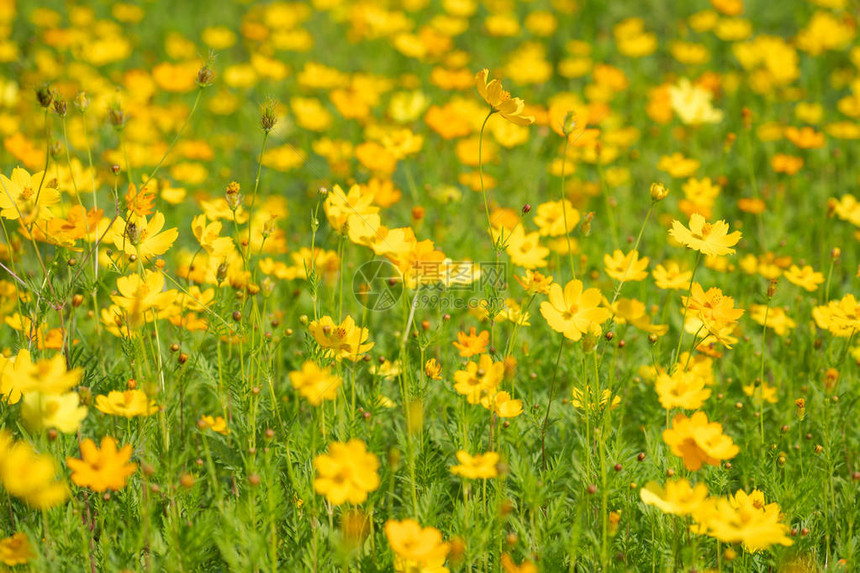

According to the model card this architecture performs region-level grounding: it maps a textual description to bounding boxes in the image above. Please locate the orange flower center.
[692,222,713,240]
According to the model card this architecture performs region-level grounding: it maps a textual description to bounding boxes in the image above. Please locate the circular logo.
[353,259,403,311]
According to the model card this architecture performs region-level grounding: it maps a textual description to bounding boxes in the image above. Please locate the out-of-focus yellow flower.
[313,439,380,505]
[95,390,159,418]
[663,411,739,471]
[289,362,342,406]
[21,392,87,433]
[385,519,450,573]
[450,450,499,479]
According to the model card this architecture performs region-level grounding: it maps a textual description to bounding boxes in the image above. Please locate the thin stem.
[558,136,576,280]
[541,335,565,471]
[478,110,496,250]
[672,251,703,367]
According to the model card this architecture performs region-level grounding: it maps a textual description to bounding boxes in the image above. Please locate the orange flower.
[66,437,137,492]
[125,183,156,218]
[452,327,490,357]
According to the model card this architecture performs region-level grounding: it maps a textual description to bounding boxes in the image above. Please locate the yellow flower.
[474,69,534,126]
[655,369,711,410]
[515,270,554,295]
[640,479,710,517]
[313,439,380,505]
[700,489,793,552]
[308,315,374,361]
[533,199,580,237]
[749,305,795,337]
[424,359,442,380]
[95,390,159,418]
[498,225,549,270]
[742,380,778,405]
[0,167,60,222]
[112,212,179,260]
[610,298,668,335]
[66,437,137,492]
[540,279,611,341]
[110,272,178,329]
[21,391,88,433]
[288,361,342,406]
[783,264,824,292]
[450,451,499,479]
[663,411,739,471]
[385,519,450,573]
[670,213,742,257]
[683,284,745,342]
[500,553,538,573]
[604,249,649,282]
[191,214,235,259]
[668,78,723,125]
[0,349,82,403]
[813,294,860,337]
[453,354,504,404]
[481,391,523,418]
[324,184,378,234]
[652,262,693,290]
[0,532,35,567]
[657,152,701,178]
[199,415,230,435]
[0,430,69,509]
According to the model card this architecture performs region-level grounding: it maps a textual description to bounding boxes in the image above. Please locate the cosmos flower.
[288,361,342,406]
[699,489,793,552]
[0,167,60,222]
[670,213,742,256]
[385,519,450,573]
[313,439,380,505]
[452,327,490,357]
[0,349,82,404]
[0,532,35,567]
[450,451,499,479]
[453,354,505,404]
[66,437,138,492]
[475,69,534,126]
[655,368,711,410]
[21,391,88,434]
[95,390,159,418]
[540,279,611,341]
[199,415,230,435]
[0,430,69,509]
[668,78,723,125]
[640,479,710,517]
[663,411,739,471]
[308,315,374,361]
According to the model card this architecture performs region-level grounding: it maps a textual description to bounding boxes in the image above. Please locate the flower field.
[0,0,859,571]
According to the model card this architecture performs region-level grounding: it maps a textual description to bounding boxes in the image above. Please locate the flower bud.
[260,100,278,133]
[196,64,215,88]
[109,104,127,131]
[562,111,577,136]
[74,91,90,113]
[36,84,54,109]
[649,182,669,202]
[52,97,68,117]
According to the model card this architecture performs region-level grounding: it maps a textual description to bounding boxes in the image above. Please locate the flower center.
[693,222,713,240]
